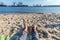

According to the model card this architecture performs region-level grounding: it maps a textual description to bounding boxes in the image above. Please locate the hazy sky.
[0,0,60,5]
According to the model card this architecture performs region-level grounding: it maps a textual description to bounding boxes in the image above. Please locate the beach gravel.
[0,14,60,40]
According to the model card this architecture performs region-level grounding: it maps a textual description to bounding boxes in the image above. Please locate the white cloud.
[41,0,60,5]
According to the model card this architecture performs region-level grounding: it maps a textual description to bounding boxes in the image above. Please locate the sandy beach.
[0,13,60,40]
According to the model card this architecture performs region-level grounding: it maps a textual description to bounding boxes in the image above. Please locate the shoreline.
[0,12,59,14]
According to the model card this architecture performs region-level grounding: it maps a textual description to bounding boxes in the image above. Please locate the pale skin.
[23,19,38,34]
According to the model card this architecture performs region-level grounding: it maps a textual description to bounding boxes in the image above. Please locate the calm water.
[0,7,60,13]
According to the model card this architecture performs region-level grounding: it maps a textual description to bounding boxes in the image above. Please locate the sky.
[0,0,60,5]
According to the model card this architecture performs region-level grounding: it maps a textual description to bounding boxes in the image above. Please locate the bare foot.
[33,23,38,32]
[23,19,28,32]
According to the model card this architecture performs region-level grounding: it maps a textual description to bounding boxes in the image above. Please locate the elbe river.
[0,7,60,14]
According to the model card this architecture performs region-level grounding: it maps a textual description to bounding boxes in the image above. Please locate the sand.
[0,13,60,40]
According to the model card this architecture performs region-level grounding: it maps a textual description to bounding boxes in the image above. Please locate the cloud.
[42,0,60,5]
